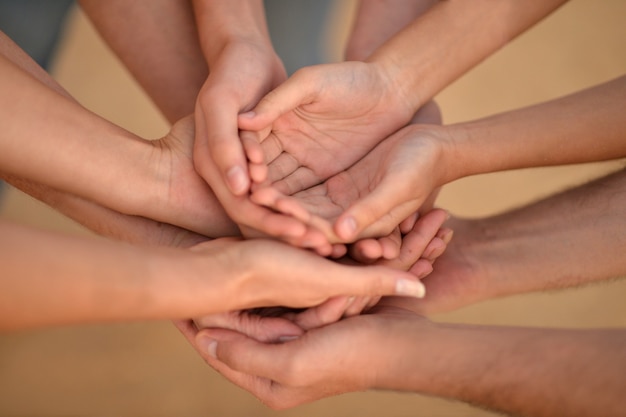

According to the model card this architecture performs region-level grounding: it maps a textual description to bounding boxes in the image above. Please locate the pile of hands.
[169,52,468,407]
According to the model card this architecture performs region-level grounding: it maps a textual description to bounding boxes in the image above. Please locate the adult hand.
[287,208,452,329]
[237,61,415,197]
[182,236,427,314]
[189,302,430,409]
[188,210,449,350]
[250,122,452,245]
[193,39,333,252]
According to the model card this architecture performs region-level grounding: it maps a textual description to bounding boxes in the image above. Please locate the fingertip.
[226,165,250,195]
[196,333,218,358]
[395,277,426,298]
[248,162,268,184]
[335,215,358,241]
[438,228,454,245]
[330,243,347,259]
[349,239,383,263]
[410,259,434,280]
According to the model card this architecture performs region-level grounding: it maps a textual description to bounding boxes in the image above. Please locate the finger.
[329,243,348,259]
[438,227,455,245]
[251,188,339,244]
[238,70,317,131]
[349,239,384,264]
[193,313,303,343]
[399,212,419,235]
[343,296,372,317]
[422,237,447,262]
[248,161,268,185]
[240,130,265,164]
[293,296,352,330]
[378,228,402,260]
[172,319,198,343]
[197,328,296,386]
[309,262,427,302]
[194,329,278,399]
[334,176,420,242]
[408,259,434,280]
[197,101,250,196]
[380,209,448,271]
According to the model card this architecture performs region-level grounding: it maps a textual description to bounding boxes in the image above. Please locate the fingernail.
[395,279,426,298]
[240,111,256,119]
[442,230,454,245]
[346,296,356,307]
[226,166,248,195]
[338,216,357,239]
[198,336,218,358]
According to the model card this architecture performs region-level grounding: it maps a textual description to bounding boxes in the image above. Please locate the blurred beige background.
[1,1,625,416]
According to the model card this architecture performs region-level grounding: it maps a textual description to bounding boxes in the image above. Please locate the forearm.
[346,0,437,61]
[192,0,271,66]
[3,174,205,248]
[0,46,235,239]
[368,0,567,113]
[0,220,222,329]
[462,168,626,298]
[385,320,626,417]
[0,53,160,216]
[79,0,206,122]
[442,75,626,182]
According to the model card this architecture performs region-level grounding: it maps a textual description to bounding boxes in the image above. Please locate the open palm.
[238,61,415,196]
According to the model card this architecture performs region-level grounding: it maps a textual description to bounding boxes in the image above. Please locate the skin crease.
[79,0,567,251]
[246,75,626,246]
[237,0,569,196]
[193,208,451,334]
[0,29,446,331]
[184,168,626,416]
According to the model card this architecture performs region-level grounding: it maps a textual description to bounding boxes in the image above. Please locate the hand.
[238,61,415,197]
[147,115,239,238]
[250,122,452,244]
[192,39,329,248]
[288,208,452,329]
[382,216,491,315]
[192,310,303,344]
[184,236,428,314]
[187,303,431,409]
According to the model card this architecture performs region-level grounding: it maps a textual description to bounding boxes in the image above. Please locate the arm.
[191,1,326,246]
[0,39,238,239]
[198,305,626,416]
[81,1,319,246]
[0,220,425,331]
[78,0,206,123]
[408,167,626,314]
[368,0,568,112]
[238,0,568,193]
[345,0,437,61]
[257,75,626,243]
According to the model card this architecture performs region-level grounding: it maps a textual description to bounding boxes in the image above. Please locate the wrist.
[373,316,442,391]
[192,0,271,66]
[366,59,420,124]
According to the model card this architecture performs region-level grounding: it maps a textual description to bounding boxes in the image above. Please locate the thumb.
[335,177,422,241]
[324,263,426,301]
[238,70,317,131]
[196,328,286,381]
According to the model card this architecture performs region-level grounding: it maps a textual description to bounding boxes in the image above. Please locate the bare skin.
[183,168,626,415]
[247,76,626,245]
[192,208,450,335]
